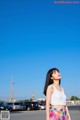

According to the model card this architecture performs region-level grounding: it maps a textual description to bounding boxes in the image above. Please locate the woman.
[43,68,71,120]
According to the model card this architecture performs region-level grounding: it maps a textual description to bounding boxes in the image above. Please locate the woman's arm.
[66,105,71,120]
[46,85,53,120]
[62,88,71,120]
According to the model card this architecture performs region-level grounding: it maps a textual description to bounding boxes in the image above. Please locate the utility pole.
[9,76,14,102]
[32,93,35,101]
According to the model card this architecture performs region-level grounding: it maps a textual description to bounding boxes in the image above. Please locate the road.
[10,110,80,120]
[10,110,45,120]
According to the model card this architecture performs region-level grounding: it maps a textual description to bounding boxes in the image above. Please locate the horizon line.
[54,1,80,4]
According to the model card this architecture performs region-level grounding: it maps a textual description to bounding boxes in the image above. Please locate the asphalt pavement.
[10,109,80,120]
[0,106,80,120]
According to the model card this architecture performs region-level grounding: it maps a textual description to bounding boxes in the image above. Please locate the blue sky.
[0,0,80,101]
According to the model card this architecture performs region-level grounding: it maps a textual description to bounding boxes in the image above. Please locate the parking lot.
[0,105,80,120]
[10,110,80,120]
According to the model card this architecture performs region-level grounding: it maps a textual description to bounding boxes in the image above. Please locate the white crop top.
[50,85,67,105]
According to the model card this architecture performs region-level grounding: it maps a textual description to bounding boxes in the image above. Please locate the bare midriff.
[51,105,66,109]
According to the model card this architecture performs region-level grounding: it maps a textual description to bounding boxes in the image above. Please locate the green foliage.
[0,100,7,103]
[70,96,80,100]
[16,98,33,102]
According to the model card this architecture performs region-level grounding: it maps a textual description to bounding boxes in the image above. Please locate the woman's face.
[51,70,61,80]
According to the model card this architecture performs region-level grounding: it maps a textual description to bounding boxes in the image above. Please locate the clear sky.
[0,0,80,101]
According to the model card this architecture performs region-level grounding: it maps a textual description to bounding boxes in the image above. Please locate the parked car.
[0,103,12,111]
[19,102,26,110]
[38,103,46,110]
[31,102,40,110]
[23,101,39,111]
[7,102,25,111]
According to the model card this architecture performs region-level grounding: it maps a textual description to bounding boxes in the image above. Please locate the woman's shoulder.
[47,84,54,92]
[46,84,54,95]
[48,84,54,89]
[61,86,65,92]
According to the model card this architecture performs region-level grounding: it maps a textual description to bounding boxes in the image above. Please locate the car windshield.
[14,103,20,105]
[0,103,6,106]
[7,103,13,105]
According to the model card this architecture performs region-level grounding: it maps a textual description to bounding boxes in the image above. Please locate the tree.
[70,96,80,100]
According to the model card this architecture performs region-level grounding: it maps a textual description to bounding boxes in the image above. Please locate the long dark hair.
[43,68,61,96]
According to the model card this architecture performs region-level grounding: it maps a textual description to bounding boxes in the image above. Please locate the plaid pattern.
[49,108,67,120]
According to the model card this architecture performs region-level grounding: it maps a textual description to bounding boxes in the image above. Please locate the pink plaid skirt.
[49,108,67,120]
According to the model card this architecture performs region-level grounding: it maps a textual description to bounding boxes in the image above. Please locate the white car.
[39,103,46,110]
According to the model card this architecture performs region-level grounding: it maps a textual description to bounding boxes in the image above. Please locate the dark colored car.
[23,102,39,111]
[19,102,26,110]
[0,103,12,111]
[7,102,26,111]
[31,102,40,110]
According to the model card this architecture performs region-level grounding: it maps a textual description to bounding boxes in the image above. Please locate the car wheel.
[40,107,42,110]
[27,107,31,111]
[6,108,8,111]
[9,108,12,112]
